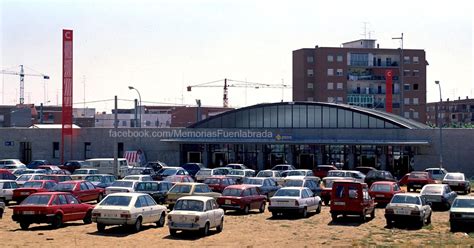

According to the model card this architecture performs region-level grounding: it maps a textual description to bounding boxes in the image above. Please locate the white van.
[84,158,131,178]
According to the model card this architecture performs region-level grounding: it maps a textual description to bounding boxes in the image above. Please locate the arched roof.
[189,102,429,129]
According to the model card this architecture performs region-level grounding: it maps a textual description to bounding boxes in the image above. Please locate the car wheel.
[450,223,458,232]
[370,209,375,219]
[156,213,165,227]
[316,203,322,214]
[169,228,177,236]
[360,211,367,222]
[97,223,106,232]
[331,213,338,221]
[20,221,30,230]
[83,210,92,224]
[445,202,451,210]
[426,213,432,224]
[417,219,424,228]
[324,199,330,206]
[259,202,265,213]
[216,218,224,233]
[201,222,210,236]
[97,193,104,203]
[133,217,142,233]
[51,214,62,229]
[386,219,392,228]
[302,207,308,218]
[243,205,250,215]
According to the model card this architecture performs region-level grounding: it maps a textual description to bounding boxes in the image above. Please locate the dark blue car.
[26,160,51,169]
[181,163,205,177]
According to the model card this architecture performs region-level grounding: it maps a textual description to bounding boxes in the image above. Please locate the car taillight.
[385,208,394,214]
[411,210,420,216]
[120,213,131,219]
[92,212,101,217]
[194,216,200,222]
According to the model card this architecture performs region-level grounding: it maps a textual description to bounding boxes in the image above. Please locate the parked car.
[155,167,189,181]
[92,192,167,232]
[42,174,73,183]
[313,165,338,179]
[425,167,448,181]
[242,177,281,198]
[11,192,94,230]
[420,184,457,209]
[203,176,237,193]
[12,180,57,203]
[217,185,266,214]
[60,160,85,173]
[0,159,26,169]
[0,169,18,180]
[50,169,71,175]
[134,181,173,204]
[283,178,322,196]
[212,167,232,175]
[38,165,62,173]
[449,196,474,232]
[126,167,157,178]
[15,173,45,186]
[166,183,221,208]
[11,169,26,177]
[53,180,105,203]
[385,193,432,228]
[327,170,365,183]
[181,163,205,177]
[84,174,116,188]
[398,173,410,186]
[354,166,376,175]
[167,196,224,236]
[145,161,167,172]
[123,174,154,182]
[442,172,471,194]
[285,169,314,178]
[227,169,255,183]
[256,170,282,181]
[321,176,354,205]
[84,158,130,178]
[105,180,140,195]
[26,160,52,169]
[406,171,436,192]
[163,175,194,185]
[71,169,100,180]
[23,169,48,175]
[364,170,397,187]
[195,168,229,182]
[0,180,19,204]
[330,180,375,222]
[225,163,249,170]
[2,164,27,171]
[271,164,296,171]
[369,181,404,205]
[0,201,4,218]
[269,187,322,218]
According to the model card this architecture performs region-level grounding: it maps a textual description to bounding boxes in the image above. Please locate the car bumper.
[407,183,427,189]
[92,217,135,225]
[219,204,244,210]
[12,214,55,223]
[385,213,422,222]
[168,222,201,230]
[268,206,304,214]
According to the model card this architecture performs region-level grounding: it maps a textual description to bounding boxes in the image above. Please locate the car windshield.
[197,170,211,176]
[222,188,243,197]
[23,181,44,188]
[128,169,143,175]
[21,194,51,205]
[452,198,474,208]
[204,178,221,184]
[54,183,75,191]
[409,173,428,179]
[287,171,305,176]
[371,184,391,192]
[243,178,263,185]
[229,170,244,176]
[174,199,204,211]
[111,181,134,188]
[100,195,132,206]
[164,176,182,182]
[274,189,301,197]
[391,195,421,205]
[169,185,191,193]
[445,174,464,180]
[124,176,140,181]
[422,185,442,194]
[159,168,178,176]
[17,175,32,181]
[73,170,90,174]
[257,171,273,177]
[328,171,345,177]
[284,180,304,187]
[85,176,101,182]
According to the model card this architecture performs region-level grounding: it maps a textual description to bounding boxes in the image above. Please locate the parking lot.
[1,202,473,247]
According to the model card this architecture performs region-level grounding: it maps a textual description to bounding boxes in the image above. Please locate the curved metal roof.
[189,102,430,129]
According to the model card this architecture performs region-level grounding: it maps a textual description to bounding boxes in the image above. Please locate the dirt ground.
[1,203,474,248]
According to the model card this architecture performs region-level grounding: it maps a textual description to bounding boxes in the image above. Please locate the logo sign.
[62,29,73,136]
[4,141,14,146]
[385,70,393,113]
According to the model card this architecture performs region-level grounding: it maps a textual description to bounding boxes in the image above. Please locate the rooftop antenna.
[361,22,369,39]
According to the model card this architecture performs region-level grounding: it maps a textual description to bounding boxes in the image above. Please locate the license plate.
[413,185,421,187]
[462,214,474,218]
[448,182,457,186]
[395,209,409,215]
[334,202,345,206]
[20,192,30,195]
[225,200,231,205]
[376,194,385,198]
[104,214,116,217]
[23,211,35,215]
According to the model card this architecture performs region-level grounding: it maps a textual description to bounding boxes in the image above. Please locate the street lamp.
[128,86,142,128]
[435,81,443,169]
[392,33,404,115]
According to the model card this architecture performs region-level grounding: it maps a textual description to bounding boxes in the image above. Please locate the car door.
[205,200,215,227]
[80,182,93,202]
[66,194,85,220]
[302,189,313,210]
[144,194,160,222]
[135,196,150,223]
[57,193,75,222]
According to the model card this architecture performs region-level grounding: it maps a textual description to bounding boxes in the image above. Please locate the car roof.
[104,192,146,197]
[394,193,420,197]
[59,180,85,183]
[31,191,72,195]
[371,181,397,185]
[178,196,213,201]
[173,182,203,186]
[0,179,16,182]
[279,187,304,190]
[225,184,258,190]
[18,173,45,176]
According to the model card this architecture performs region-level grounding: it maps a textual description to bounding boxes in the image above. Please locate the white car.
[195,168,229,182]
[385,193,432,228]
[15,173,45,186]
[0,180,19,203]
[0,159,25,169]
[168,196,224,236]
[92,192,167,232]
[327,170,365,183]
[425,168,448,181]
[71,169,100,180]
[105,180,139,195]
[123,175,153,182]
[285,169,314,178]
[268,187,322,218]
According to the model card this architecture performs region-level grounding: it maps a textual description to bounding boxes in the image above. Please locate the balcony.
[348,74,399,81]
[347,94,374,106]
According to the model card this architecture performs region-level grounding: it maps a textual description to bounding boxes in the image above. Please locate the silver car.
[442,173,471,195]
[385,193,432,228]
[420,184,457,209]
[449,196,474,232]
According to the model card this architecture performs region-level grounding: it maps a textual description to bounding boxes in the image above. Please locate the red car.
[53,180,104,203]
[398,173,410,186]
[313,165,338,179]
[330,180,375,222]
[0,169,16,180]
[203,176,237,192]
[217,185,266,214]
[406,171,436,192]
[369,181,404,205]
[163,175,194,185]
[42,174,73,183]
[12,180,57,203]
[11,192,94,230]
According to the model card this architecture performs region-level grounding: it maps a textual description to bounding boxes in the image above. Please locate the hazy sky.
[1,0,473,112]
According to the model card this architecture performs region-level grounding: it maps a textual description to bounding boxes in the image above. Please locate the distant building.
[293,39,428,123]
[426,96,474,127]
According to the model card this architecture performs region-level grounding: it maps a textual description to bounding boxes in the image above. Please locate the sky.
[1,0,473,112]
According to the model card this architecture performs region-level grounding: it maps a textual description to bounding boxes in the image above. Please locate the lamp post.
[435,81,443,169]
[392,33,404,115]
[128,86,142,128]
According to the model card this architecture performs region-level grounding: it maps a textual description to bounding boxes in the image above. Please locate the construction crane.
[187,78,291,107]
[0,65,50,104]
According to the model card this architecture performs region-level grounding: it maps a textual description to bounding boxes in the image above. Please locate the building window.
[337,55,343,62]
[413,56,419,64]
[404,84,410,91]
[122,120,127,126]
[328,97,335,103]
[386,57,392,66]
[350,53,369,66]
[307,69,314,77]
[404,98,410,104]
[413,84,419,90]
[145,120,151,126]
[404,56,410,64]
[337,97,343,103]
[336,69,343,76]
[327,82,334,90]
[84,142,91,159]
[327,55,334,62]
[404,112,410,118]
[413,98,419,105]
[413,112,419,118]
[412,70,419,77]
[327,69,334,76]
[307,83,314,89]
[403,70,410,77]
[307,56,314,63]
[307,97,314,101]
[53,142,59,158]
[452,114,456,120]
[337,83,343,90]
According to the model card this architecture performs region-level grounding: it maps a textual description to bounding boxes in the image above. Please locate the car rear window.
[100,195,132,206]
[23,181,44,188]
[287,171,305,176]
[257,171,273,177]
[124,176,140,181]
[204,178,220,184]
[422,185,442,194]
[21,194,51,205]
[453,198,474,208]
[169,185,191,193]
[55,183,75,191]
[222,188,243,197]
[274,189,300,197]
[445,174,464,180]
[243,178,263,185]
[370,184,391,192]
[391,195,421,205]
[284,180,304,187]
[111,181,134,188]
[409,173,428,179]
[174,199,204,211]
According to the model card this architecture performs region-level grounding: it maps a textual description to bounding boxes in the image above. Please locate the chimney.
[467,96,469,99]
[377,44,380,49]
[447,98,450,102]
[458,96,461,100]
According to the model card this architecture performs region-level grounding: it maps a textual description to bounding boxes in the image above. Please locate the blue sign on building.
[4,141,14,146]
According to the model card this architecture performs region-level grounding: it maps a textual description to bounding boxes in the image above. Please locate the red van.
[330,180,375,222]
